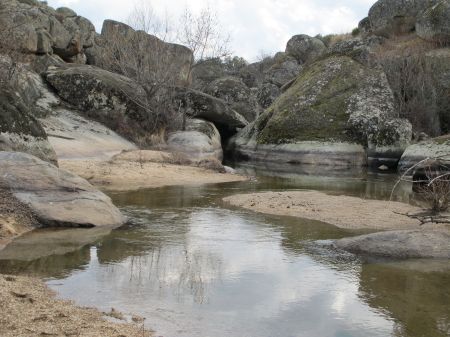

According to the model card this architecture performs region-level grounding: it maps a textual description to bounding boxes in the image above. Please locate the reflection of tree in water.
[358,262,450,337]
[125,246,223,304]
[95,208,224,304]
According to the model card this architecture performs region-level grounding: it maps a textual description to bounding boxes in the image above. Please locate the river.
[0,164,449,337]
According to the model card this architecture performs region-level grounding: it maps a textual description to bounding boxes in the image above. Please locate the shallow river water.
[1,164,449,337]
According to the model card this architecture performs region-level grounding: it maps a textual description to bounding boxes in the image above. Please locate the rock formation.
[231,56,412,168]
[0,152,125,228]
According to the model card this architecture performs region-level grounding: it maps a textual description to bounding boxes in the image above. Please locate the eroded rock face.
[231,56,411,168]
[43,64,155,144]
[368,0,439,36]
[335,230,450,259]
[285,34,327,64]
[417,0,450,43]
[86,20,193,86]
[205,76,261,122]
[326,36,384,65]
[0,0,95,62]
[0,152,125,228]
[398,138,450,171]
[0,90,57,165]
[175,88,249,134]
[167,119,223,161]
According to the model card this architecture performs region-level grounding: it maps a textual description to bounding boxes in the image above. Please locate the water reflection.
[0,167,448,337]
[359,260,450,337]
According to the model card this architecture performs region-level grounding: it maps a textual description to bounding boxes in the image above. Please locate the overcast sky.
[46,0,376,61]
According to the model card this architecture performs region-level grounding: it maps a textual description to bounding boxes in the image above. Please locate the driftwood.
[393,210,450,225]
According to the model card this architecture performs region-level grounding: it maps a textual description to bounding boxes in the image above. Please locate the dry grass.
[0,274,152,337]
[327,33,353,47]
[374,33,444,136]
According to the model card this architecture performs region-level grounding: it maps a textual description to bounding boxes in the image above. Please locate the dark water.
[0,164,449,337]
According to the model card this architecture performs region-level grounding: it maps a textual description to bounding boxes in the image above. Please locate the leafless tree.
[100,2,232,139]
[177,5,231,69]
[391,155,450,224]
[375,36,443,137]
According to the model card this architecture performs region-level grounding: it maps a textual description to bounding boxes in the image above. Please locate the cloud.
[46,0,375,61]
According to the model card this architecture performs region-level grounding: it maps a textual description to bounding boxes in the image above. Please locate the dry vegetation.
[0,274,152,337]
[374,34,444,136]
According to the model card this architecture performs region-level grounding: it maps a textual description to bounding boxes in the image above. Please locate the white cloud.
[46,0,375,61]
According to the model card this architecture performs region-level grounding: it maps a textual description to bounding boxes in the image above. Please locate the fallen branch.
[393,210,450,225]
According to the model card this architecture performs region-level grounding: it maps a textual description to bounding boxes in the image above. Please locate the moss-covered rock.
[205,76,261,122]
[43,64,154,145]
[285,35,327,64]
[231,56,412,168]
[416,0,450,43]
[398,136,450,171]
[0,89,57,164]
[368,0,439,36]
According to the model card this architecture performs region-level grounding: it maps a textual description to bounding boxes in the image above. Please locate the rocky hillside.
[0,0,448,172]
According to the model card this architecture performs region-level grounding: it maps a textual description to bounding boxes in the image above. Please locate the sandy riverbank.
[0,274,151,337]
[59,150,247,191]
[223,190,446,231]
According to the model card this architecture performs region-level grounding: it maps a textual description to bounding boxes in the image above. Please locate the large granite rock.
[326,36,384,65]
[176,88,249,134]
[257,83,281,109]
[40,108,137,160]
[368,0,439,36]
[86,20,193,86]
[335,230,450,259]
[0,0,95,62]
[0,90,57,165]
[285,34,327,64]
[231,56,412,168]
[0,152,125,228]
[263,53,303,87]
[398,138,450,171]
[205,76,261,122]
[43,64,155,145]
[417,0,450,43]
[166,119,223,161]
[191,58,226,90]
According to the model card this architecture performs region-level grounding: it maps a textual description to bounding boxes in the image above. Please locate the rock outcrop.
[0,0,95,62]
[205,76,261,122]
[0,90,57,165]
[285,34,327,64]
[326,36,384,65]
[231,56,412,168]
[335,230,450,258]
[43,64,155,144]
[166,119,223,161]
[398,137,450,171]
[40,108,137,160]
[368,0,439,36]
[176,88,249,134]
[86,20,193,86]
[0,152,125,228]
[416,0,450,43]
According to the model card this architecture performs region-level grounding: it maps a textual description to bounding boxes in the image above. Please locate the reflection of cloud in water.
[48,208,396,337]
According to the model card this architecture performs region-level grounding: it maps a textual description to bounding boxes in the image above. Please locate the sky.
[46,0,376,61]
